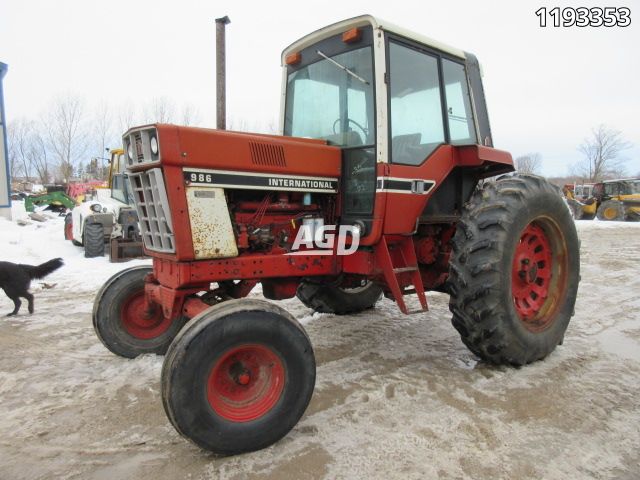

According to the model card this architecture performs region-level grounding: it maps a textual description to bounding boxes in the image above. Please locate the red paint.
[512,223,553,324]
[64,222,73,241]
[128,124,517,318]
[120,290,173,340]
[207,344,285,422]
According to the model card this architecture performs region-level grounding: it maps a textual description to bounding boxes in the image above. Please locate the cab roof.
[281,15,466,64]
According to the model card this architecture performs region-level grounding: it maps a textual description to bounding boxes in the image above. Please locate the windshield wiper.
[316,50,369,85]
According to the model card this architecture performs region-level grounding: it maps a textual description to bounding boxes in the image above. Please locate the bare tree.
[180,103,201,126]
[575,125,631,181]
[117,101,138,135]
[92,101,117,180]
[515,152,542,175]
[7,121,23,180]
[7,118,34,182]
[27,126,51,185]
[45,94,88,182]
[143,96,175,124]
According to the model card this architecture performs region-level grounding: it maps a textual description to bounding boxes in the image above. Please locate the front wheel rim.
[512,220,568,332]
[207,344,285,422]
[604,207,618,220]
[120,291,172,339]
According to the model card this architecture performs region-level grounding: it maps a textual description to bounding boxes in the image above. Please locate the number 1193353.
[535,7,631,27]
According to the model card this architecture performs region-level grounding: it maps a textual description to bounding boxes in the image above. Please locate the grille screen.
[127,168,175,253]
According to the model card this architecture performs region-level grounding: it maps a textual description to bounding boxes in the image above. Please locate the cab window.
[389,42,445,165]
[442,59,477,145]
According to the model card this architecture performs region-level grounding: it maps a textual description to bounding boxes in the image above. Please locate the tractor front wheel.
[93,266,187,358]
[162,299,315,454]
[597,200,625,221]
[83,222,105,258]
[448,174,580,366]
[297,279,382,315]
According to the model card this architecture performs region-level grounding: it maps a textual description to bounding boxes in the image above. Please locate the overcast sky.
[1,0,638,176]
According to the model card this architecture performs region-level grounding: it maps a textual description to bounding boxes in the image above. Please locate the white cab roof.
[281,15,466,64]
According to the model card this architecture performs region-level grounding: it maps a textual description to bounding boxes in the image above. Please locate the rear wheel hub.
[512,223,553,328]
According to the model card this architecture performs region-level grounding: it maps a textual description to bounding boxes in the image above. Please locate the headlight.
[126,141,133,161]
[90,203,102,213]
[150,135,159,155]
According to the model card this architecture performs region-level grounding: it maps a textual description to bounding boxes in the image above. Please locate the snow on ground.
[0,207,639,480]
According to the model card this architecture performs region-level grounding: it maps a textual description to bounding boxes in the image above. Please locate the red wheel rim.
[64,222,73,240]
[120,291,172,339]
[207,344,285,422]
[512,222,556,331]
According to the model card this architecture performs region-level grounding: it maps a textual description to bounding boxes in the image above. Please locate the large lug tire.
[296,279,382,315]
[83,222,105,258]
[596,200,625,221]
[93,266,187,358]
[448,174,580,366]
[162,299,316,454]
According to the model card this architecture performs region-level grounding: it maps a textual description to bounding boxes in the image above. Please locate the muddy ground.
[0,220,639,480]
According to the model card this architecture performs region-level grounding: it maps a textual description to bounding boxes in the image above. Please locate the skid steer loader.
[93,15,580,454]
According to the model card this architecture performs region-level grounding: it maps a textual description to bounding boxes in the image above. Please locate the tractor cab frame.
[280,16,511,243]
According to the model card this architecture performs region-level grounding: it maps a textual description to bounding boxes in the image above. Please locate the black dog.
[0,258,64,316]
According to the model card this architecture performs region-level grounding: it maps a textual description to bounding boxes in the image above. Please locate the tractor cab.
[281,15,512,241]
[107,148,133,205]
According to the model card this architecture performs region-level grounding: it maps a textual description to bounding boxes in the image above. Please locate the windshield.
[284,46,375,147]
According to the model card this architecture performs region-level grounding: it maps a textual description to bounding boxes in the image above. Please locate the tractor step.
[393,266,418,273]
[374,235,428,315]
[406,308,429,315]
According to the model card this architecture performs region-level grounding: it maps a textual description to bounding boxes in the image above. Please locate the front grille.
[134,132,144,161]
[127,168,175,253]
[123,128,160,167]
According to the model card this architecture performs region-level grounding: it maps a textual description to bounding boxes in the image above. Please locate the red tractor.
[93,15,579,454]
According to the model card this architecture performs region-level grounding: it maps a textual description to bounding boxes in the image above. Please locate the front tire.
[597,200,625,221]
[297,279,382,315]
[83,221,105,258]
[93,266,187,358]
[162,299,316,454]
[448,174,580,366]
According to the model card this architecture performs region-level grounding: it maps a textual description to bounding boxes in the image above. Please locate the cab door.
[382,39,479,234]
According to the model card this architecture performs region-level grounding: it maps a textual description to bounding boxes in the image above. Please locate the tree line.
[7,94,202,187]
[515,124,634,182]
[8,98,633,189]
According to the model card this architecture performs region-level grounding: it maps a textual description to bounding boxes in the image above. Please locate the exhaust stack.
[215,16,230,130]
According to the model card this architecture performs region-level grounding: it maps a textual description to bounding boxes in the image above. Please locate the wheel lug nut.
[237,372,250,385]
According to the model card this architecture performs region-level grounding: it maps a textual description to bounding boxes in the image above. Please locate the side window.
[442,59,477,145]
[389,42,444,165]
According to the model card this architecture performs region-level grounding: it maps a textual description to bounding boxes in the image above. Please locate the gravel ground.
[0,215,639,480]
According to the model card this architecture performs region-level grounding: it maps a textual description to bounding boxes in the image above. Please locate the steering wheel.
[332,118,368,142]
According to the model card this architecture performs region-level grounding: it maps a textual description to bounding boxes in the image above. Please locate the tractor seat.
[392,133,422,163]
[323,130,363,147]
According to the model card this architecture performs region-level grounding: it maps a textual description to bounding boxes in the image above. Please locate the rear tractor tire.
[448,174,580,366]
[596,200,625,221]
[296,278,382,315]
[93,266,187,358]
[162,299,316,454]
[83,221,105,258]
